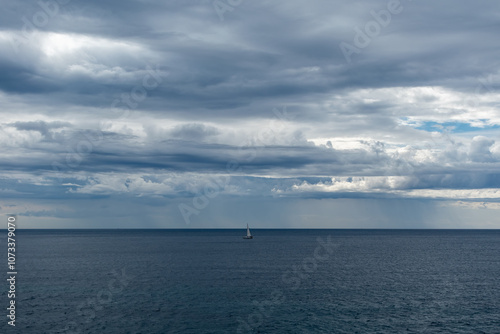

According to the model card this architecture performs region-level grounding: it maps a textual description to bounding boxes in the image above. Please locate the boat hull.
[243,236,253,239]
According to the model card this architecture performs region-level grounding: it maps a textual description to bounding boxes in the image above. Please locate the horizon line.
[3,228,500,230]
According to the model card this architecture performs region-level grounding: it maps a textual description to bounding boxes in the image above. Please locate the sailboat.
[243,224,253,239]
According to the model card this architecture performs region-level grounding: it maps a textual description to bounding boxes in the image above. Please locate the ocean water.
[2,229,500,333]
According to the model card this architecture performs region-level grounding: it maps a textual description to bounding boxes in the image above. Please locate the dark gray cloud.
[0,0,497,115]
[8,120,72,140]
[170,123,220,142]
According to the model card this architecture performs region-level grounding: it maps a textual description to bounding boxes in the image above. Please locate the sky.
[0,0,499,228]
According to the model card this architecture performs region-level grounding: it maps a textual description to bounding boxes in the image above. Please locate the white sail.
[243,223,253,239]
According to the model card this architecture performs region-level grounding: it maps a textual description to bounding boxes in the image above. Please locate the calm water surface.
[2,229,499,333]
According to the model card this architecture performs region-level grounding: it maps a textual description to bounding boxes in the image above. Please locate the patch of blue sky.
[415,121,500,133]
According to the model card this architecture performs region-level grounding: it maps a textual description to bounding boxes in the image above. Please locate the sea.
[2,229,500,333]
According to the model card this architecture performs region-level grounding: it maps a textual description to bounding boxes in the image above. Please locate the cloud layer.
[0,0,499,227]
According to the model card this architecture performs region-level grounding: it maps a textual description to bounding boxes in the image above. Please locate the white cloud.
[469,136,496,162]
[289,177,500,200]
